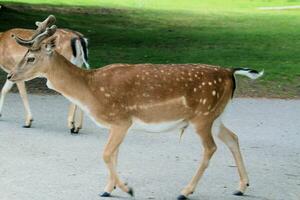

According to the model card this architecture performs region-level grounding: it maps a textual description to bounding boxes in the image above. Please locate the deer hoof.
[23,119,33,128]
[100,192,111,197]
[70,127,75,133]
[177,195,188,200]
[70,128,80,134]
[127,187,134,196]
[233,190,244,196]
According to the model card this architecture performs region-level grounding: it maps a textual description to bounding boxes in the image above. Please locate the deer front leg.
[0,80,14,118]
[16,82,33,128]
[100,123,134,197]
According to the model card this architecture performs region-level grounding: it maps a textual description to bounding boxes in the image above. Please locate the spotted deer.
[8,20,263,200]
[0,15,89,133]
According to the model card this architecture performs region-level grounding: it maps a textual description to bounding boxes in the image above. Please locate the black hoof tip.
[246,183,250,187]
[70,128,79,134]
[233,191,244,196]
[114,186,116,190]
[128,187,134,196]
[23,119,33,128]
[177,195,188,200]
[100,192,111,197]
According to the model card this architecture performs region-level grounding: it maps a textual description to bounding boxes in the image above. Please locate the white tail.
[234,68,264,79]
[70,36,90,69]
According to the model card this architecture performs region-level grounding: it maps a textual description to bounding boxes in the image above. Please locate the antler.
[31,25,57,50]
[32,15,56,39]
[11,15,56,47]
[12,25,57,50]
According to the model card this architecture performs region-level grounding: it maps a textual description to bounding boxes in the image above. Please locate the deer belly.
[129,97,192,132]
[131,118,188,133]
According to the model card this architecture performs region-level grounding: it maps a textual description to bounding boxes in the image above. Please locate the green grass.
[2,0,300,11]
[0,1,300,97]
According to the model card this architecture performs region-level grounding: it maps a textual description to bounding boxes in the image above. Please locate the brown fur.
[39,52,234,126]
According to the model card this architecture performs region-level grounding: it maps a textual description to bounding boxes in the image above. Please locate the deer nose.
[7,73,13,80]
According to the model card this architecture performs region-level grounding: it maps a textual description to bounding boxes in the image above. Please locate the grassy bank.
[0,1,300,97]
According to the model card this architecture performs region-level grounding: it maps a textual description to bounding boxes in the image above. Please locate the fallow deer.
[9,21,263,200]
[0,15,89,133]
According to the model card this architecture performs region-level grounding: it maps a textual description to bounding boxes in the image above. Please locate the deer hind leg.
[100,123,134,198]
[217,123,249,196]
[0,80,14,117]
[68,103,77,133]
[16,82,33,128]
[178,119,217,200]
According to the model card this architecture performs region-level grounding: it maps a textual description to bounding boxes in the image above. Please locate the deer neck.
[44,52,92,104]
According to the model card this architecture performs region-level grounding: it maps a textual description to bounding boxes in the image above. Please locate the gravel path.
[0,94,299,200]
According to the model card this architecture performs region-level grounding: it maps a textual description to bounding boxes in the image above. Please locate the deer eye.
[27,57,35,63]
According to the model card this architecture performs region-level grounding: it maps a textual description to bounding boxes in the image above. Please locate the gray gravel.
[0,94,299,200]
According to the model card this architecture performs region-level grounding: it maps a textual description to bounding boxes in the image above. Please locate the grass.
[0,1,300,97]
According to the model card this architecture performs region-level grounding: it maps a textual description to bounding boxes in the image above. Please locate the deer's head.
[8,22,57,82]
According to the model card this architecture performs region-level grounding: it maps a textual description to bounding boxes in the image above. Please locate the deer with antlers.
[0,15,89,133]
[8,18,263,199]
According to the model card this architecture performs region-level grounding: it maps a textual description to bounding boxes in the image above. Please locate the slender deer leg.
[16,82,33,128]
[68,103,76,133]
[100,123,134,197]
[110,148,119,190]
[105,148,120,192]
[73,107,84,133]
[178,120,217,200]
[218,123,249,196]
[0,80,14,117]
[110,148,132,194]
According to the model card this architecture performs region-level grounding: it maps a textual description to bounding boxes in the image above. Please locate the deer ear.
[44,36,57,53]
